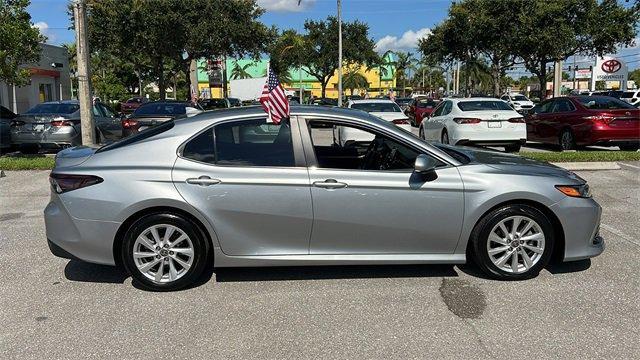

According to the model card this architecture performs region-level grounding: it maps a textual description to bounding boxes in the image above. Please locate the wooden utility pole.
[73,0,96,146]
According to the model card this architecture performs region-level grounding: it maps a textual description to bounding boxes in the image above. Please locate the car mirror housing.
[414,154,437,173]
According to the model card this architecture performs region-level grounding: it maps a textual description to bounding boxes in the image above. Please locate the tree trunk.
[321,79,327,98]
[492,65,501,97]
[158,58,166,100]
[537,60,547,100]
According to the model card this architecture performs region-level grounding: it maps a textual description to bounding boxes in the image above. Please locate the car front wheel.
[122,213,209,291]
[470,204,554,280]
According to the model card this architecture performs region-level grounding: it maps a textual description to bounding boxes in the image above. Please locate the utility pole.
[73,0,95,146]
[337,0,343,107]
[553,60,563,97]
[455,61,461,95]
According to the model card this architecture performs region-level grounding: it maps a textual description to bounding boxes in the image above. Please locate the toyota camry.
[45,106,604,291]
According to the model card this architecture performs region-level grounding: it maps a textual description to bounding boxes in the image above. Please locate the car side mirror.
[414,154,437,173]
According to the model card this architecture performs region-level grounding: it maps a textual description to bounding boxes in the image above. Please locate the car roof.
[349,99,396,104]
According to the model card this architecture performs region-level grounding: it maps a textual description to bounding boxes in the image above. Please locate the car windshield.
[351,102,402,113]
[576,96,636,110]
[417,98,436,108]
[621,92,636,98]
[511,95,529,101]
[24,103,79,115]
[133,102,187,116]
[457,101,513,111]
[395,98,411,105]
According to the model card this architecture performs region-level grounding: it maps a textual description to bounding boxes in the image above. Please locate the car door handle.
[313,179,348,189]
[186,176,221,186]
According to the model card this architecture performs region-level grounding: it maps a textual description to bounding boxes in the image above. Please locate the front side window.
[183,119,295,167]
[442,101,453,115]
[307,120,436,171]
[552,100,575,113]
[533,100,553,114]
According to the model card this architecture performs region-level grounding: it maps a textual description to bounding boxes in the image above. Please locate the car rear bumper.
[44,194,119,265]
[450,123,527,145]
[11,128,79,147]
[584,127,640,146]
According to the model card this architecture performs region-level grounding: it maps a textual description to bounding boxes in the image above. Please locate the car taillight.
[10,120,25,127]
[122,119,139,129]
[50,120,72,126]
[49,173,103,194]
[392,119,409,125]
[586,115,614,128]
[453,118,481,124]
[508,117,525,123]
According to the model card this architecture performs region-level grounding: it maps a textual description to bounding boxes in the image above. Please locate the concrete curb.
[551,162,621,171]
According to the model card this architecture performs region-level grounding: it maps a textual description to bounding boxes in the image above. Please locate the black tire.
[121,213,209,291]
[619,144,639,151]
[470,204,554,280]
[559,128,575,151]
[504,144,521,153]
[441,130,450,144]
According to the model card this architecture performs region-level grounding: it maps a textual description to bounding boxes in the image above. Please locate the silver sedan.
[45,106,604,291]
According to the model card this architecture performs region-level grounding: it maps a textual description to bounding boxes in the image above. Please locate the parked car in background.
[525,96,639,151]
[120,97,149,114]
[405,97,439,127]
[620,90,640,107]
[419,98,526,152]
[311,98,338,106]
[45,105,604,290]
[10,100,122,153]
[601,90,624,99]
[199,98,230,110]
[347,99,411,132]
[1,106,17,151]
[123,101,202,137]
[500,93,535,114]
[394,97,412,111]
[228,98,241,107]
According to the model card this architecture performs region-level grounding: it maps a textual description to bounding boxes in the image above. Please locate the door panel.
[173,160,313,255]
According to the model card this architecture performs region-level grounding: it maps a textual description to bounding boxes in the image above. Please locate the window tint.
[442,101,453,115]
[25,103,79,115]
[100,104,116,117]
[416,98,436,108]
[214,119,294,167]
[182,128,215,164]
[308,120,436,171]
[133,102,188,116]
[351,102,402,113]
[576,96,636,110]
[457,101,513,111]
[620,92,635,98]
[431,102,445,117]
[92,105,104,117]
[552,99,575,113]
[97,120,175,153]
[533,101,553,114]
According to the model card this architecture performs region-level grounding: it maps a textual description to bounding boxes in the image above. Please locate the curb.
[551,162,621,171]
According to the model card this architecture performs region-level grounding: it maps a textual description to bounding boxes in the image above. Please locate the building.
[0,44,72,113]
[194,52,397,100]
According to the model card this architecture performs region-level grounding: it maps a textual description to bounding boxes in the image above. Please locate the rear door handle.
[313,179,348,189]
[186,176,221,186]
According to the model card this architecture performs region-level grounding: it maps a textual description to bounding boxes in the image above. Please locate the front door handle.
[186,176,221,186]
[313,179,348,189]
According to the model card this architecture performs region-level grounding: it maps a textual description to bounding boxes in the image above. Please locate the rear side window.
[182,119,295,167]
[97,120,175,153]
[577,96,636,109]
[134,103,187,116]
[457,101,512,111]
[25,103,79,114]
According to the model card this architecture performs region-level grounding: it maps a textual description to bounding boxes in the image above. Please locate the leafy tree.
[0,0,45,85]
[230,61,253,80]
[298,16,378,98]
[515,0,639,98]
[460,58,492,95]
[394,52,415,96]
[342,68,369,95]
[268,29,305,84]
[629,68,640,86]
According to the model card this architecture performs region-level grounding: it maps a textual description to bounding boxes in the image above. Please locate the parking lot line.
[600,223,640,247]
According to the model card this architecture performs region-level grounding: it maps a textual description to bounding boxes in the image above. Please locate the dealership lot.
[1,166,639,359]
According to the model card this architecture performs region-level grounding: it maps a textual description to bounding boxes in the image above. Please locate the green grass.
[0,156,55,170]
[518,151,640,163]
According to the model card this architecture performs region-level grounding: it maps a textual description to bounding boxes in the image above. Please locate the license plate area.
[488,121,502,128]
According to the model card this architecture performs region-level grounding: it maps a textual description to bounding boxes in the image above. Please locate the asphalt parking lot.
[1,165,639,359]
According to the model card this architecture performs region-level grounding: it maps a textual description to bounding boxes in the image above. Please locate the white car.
[419,97,527,152]
[341,99,412,145]
[500,93,535,114]
[620,90,640,106]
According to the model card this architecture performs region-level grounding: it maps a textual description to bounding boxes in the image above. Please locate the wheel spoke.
[163,226,176,244]
[495,249,515,267]
[489,233,508,245]
[170,255,191,270]
[155,260,165,282]
[168,234,187,248]
[511,249,519,272]
[498,223,509,238]
[137,235,156,251]
[523,243,544,254]
[133,251,156,259]
[521,233,544,242]
[521,249,533,269]
[168,258,179,281]
[150,227,162,245]
[488,245,509,255]
[511,217,522,237]
[520,220,534,236]
[172,247,193,257]
[138,258,161,273]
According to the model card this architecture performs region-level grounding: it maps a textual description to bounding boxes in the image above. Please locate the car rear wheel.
[559,129,575,151]
[441,130,450,144]
[470,204,554,280]
[619,144,639,151]
[122,213,209,291]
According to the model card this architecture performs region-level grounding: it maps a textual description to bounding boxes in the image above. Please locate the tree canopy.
[0,0,45,85]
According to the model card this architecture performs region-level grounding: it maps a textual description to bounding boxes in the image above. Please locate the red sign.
[601,59,622,74]
[28,68,61,78]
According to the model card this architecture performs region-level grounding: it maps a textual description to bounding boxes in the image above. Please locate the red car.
[405,97,439,127]
[526,96,639,151]
[120,96,149,114]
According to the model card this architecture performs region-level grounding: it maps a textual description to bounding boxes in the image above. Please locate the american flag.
[259,68,289,124]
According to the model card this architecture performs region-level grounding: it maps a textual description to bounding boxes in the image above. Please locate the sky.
[27,0,639,72]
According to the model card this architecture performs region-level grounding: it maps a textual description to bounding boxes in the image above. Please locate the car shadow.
[546,259,591,274]
[64,260,128,284]
[214,264,458,282]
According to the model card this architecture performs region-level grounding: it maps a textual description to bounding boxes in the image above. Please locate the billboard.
[590,56,628,90]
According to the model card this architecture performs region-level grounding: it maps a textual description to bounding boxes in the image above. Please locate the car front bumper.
[550,196,605,262]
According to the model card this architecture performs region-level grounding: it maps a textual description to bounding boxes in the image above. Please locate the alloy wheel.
[560,131,574,150]
[132,224,195,284]
[486,216,545,274]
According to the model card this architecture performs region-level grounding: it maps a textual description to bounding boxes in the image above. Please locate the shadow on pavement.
[214,264,458,282]
[547,259,591,274]
[64,261,128,284]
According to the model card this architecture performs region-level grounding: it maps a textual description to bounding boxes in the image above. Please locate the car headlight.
[555,184,591,198]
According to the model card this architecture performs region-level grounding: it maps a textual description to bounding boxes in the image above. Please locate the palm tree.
[343,68,369,96]
[230,61,253,80]
[394,52,415,97]
[368,50,396,95]
[461,58,492,95]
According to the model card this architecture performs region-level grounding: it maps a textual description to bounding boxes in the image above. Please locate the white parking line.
[600,224,640,247]
[618,162,640,170]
